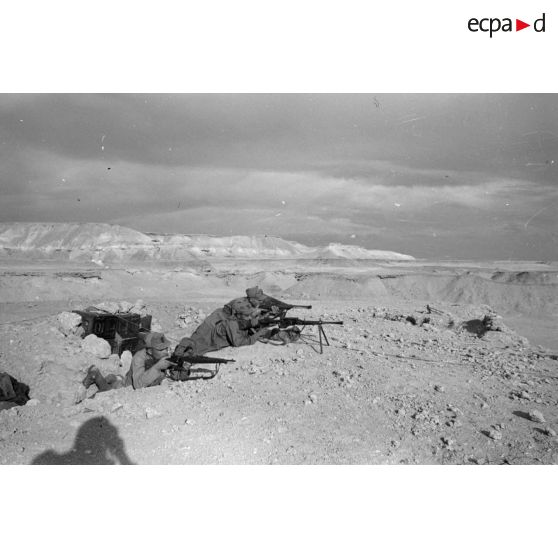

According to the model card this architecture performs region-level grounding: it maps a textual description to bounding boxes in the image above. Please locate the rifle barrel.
[170,356,236,365]
[297,320,343,325]
[257,317,343,327]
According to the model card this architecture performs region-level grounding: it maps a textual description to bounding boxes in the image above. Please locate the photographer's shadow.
[32,416,134,465]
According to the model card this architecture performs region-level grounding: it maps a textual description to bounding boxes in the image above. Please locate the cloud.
[1,93,557,259]
[2,142,555,236]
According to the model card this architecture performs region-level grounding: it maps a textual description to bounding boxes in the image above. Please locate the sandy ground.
[1,259,557,465]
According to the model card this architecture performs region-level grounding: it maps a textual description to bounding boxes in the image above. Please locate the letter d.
[534,13,545,32]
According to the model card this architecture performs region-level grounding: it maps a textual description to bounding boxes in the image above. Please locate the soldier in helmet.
[224,286,281,325]
[124,332,174,389]
[185,286,298,355]
[83,331,174,392]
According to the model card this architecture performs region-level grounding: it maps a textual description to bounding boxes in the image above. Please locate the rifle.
[259,296,312,318]
[167,354,236,381]
[258,316,343,354]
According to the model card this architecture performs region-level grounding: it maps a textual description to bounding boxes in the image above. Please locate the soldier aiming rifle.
[249,290,342,353]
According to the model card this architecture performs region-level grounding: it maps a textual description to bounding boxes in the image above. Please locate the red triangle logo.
[516,19,530,31]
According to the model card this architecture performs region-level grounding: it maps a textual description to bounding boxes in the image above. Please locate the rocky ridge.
[0,222,415,262]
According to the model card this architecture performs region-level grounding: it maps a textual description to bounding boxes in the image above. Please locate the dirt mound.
[317,243,414,260]
[491,271,558,285]
[382,273,558,316]
[283,274,388,300]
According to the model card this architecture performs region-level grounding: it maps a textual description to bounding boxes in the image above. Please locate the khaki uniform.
[124,348,165,389]
[189,307,263,354]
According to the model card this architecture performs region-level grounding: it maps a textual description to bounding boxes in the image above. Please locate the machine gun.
[167,354,236,381]
[258,316,343,354]
[258,296,312,318]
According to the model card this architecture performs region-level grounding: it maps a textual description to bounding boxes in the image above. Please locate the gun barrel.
[257,317,343,327]
[260,297,312,311]
[296,320,343,325]
[187,356,236,364]
[170,356,236,365]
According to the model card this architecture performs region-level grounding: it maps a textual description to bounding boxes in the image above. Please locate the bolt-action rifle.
[258,316,343,354]
[167,354,236,381]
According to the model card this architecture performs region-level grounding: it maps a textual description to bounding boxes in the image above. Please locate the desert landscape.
[2,20,557,558]
[1,222,557,465]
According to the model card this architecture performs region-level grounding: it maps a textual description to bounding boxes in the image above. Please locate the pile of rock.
[2,299,159,408]
[370,305,451,328]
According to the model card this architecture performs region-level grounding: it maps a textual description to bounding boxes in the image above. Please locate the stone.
[447,405,463,415]
[32,360,90,406]
[487,429,502,440]
[434,385,445,393]
[96,301,120,314]
[130,299,147,315]
[118,300,134,312]
[98,354,121,375]
[85,385,98,399]
[528,410,545,423]
[57,312,83,335]
[83,398,103,413]
[82,334,112,359]
[26,399,40,406]
[543,427,556,437]
[120,350,133,372]
[145,407,161,419]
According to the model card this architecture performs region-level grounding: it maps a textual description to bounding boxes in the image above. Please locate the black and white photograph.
[1,2,556,557]
[1,93,556,465]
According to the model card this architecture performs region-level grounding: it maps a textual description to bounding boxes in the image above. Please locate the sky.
[1,93,557,260]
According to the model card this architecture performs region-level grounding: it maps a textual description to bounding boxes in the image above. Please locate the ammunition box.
[73,309,152,355]
[73,310,118,340]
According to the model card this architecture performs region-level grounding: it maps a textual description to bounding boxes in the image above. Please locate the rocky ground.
[1,295,557,465]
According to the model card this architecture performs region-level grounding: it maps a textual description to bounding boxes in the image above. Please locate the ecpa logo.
[468,13,546,37]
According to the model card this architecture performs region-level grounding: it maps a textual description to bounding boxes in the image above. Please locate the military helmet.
[145,332,170,350]
[246,286,266,301]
